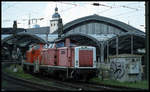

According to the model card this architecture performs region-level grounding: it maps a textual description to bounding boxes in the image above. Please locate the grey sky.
[2,1,145,32]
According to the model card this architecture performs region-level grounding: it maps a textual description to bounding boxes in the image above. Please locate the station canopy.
[2,32,47,47]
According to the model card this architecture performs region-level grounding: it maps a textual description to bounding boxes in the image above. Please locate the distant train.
[22,38,98,81]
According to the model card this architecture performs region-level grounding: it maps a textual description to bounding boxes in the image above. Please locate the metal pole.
[101,42,104,63]
[145,1,149,82]
[116,36,119,56]
[98,56,100,68]
[107,41,109,62]
[100,42,104,80]
[131,35,133,54]
[13,20,18,72]
[46,34,48,42]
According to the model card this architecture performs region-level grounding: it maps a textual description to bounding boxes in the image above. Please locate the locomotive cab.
[56,38,98,80]
[74,46,96,68]
[26,44,44,63]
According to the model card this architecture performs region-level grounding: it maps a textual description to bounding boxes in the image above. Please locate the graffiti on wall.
[110,61,125,79]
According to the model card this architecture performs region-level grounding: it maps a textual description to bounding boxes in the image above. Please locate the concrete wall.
[108,54,142,82]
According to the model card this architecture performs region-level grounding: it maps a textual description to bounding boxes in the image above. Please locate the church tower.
[50,6,61,34]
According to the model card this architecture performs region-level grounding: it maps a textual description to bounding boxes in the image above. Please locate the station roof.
[53,14,145,35]
[2,28,26,34]
[2,14,145,56]
[25,27,49,34]
[55,33,100,47]
[53,14,146,55]
[104,32,146,55]
[2,32,47,47]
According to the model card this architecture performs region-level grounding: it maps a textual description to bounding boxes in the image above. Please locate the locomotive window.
[33,45,40,50]
[56,42,64,48]
[70,43,77,47]
[61,50,65,54]
[43,44,48,48]
[48,43,55,48]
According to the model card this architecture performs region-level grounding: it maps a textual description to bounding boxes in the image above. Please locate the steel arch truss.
[54,33,102,59]
[2,32,47,46]
[103,32,146,61]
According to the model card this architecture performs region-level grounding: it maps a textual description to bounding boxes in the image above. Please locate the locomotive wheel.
[82,75,90,82]
[58,73,66,81]
[41,71,47,77]
[23,65,28,73]
[83,76,87,82]
[26,65,32,74]
[22,64,25,69]
[30,66,34,74]
[28,66,32,74]
[73,74,79,81]
[33,61,37,73]
[72,71,80,81]
[73,76,77,81]
[38,70,43,77]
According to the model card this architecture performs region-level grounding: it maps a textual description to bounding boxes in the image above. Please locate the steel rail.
[2,62,147,91]
[2,62,78,91]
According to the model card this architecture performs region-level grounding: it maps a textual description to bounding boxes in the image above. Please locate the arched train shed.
[1,32,47,60]
[2,14,146,63]
[2,32,47,46]
[53,14,146,63]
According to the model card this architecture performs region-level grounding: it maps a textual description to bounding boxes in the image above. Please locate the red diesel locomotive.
[22,38,98,81]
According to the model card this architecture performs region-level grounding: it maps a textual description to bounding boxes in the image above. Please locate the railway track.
[2,73,38,91]
[32,72,143,91]
[2,62,147,91]
[2,62,78,91]
[32,74,108,91]
[2,62,109,91]
[2,72,73,91]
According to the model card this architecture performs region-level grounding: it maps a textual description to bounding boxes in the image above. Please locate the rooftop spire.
[52,5,60,19]
[55,4,58,13]
[55,7,58,12]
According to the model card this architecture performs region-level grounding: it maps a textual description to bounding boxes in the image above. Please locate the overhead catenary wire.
[119,5,139,11]
[96,7,112,14]
[60,6,77,13]
[89,2,141,16]
[111,10,139,17]
[61,2,77,6]
[2,3,16,11]
[59,2,89,15]
[2,2,145,30]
